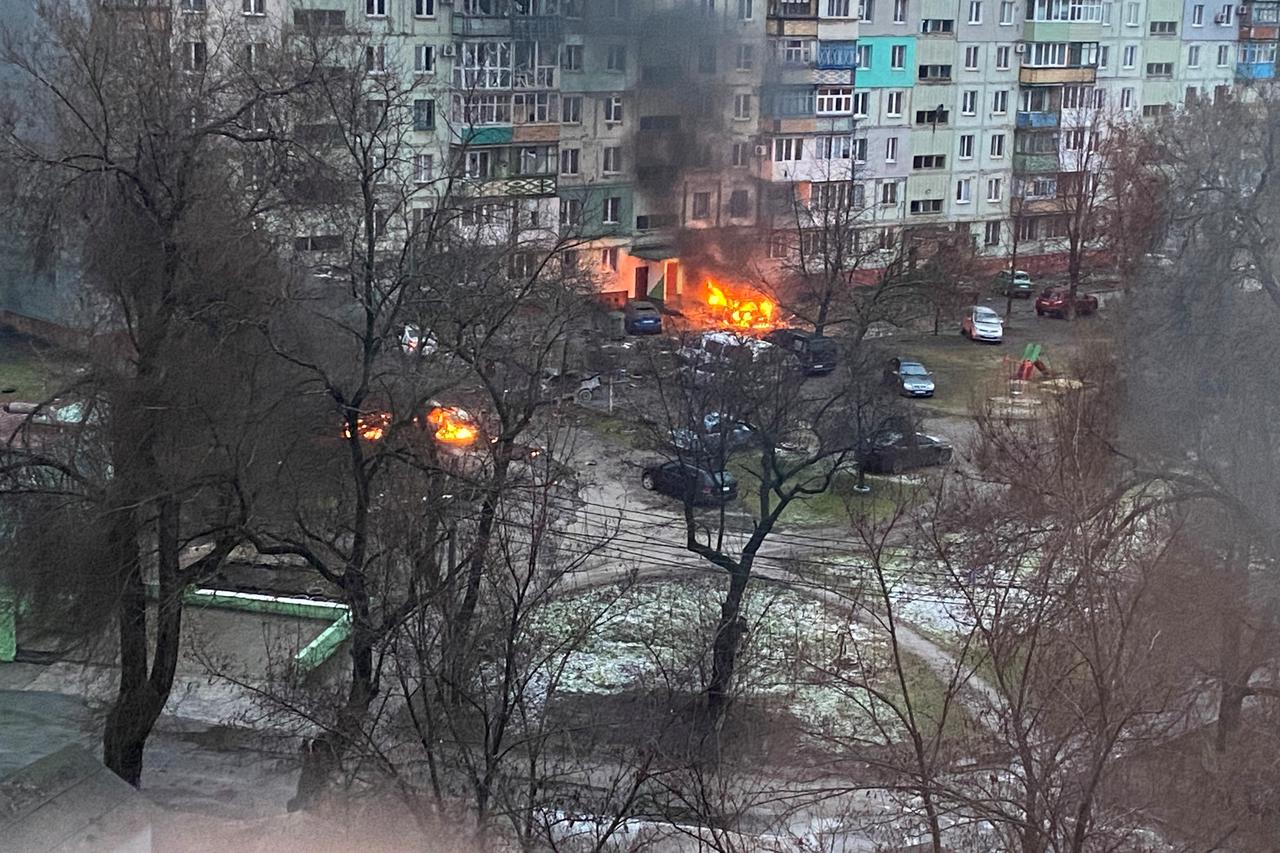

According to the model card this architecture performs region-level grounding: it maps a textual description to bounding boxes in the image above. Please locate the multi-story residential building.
[5,0,1271,336]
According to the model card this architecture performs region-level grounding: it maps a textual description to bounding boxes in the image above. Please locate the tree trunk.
[1216,549,1250,752]
[706,566,751,720]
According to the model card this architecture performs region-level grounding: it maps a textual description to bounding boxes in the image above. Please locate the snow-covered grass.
[535,579,960,743]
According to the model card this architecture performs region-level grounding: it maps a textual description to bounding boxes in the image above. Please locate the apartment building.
[21,0,1277,336]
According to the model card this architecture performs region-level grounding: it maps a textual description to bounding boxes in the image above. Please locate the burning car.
[703,280,779,331]
[425,405,479,448]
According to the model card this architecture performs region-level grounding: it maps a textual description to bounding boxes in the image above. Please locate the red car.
[1035,287,1099,318]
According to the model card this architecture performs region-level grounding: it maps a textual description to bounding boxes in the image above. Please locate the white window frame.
[995,45,1011,69]
[1192,3,1204,24]
[986,177,1002,201]
[734,93,752,119]
[959,134,975,158]
[962,90,977,114]
[560,147,580,175]
[1188,44,1201,67]
[242,0,265,14]
[885,136,898,162]
[992,89,1008,114]
[964,45,980,69]
[366,45,387,75]
[999,0,1014,22]
[367,0,387,17]
[989,133,1005,157]
[886,90,904,116]
[968,0,982,22]
[414,44,435,74]
[893,0,906,22]
[1122,44,1137,67]
[414,153,434,184]
[956,178,972,204]
[891,44,906,68]
[603,198,621,225]
[603,146,622,174]
[604,95,623,123]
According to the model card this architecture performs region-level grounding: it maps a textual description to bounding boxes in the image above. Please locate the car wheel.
[575,388,594,404]
[1036,308,1044,316]
[641,473,655,490]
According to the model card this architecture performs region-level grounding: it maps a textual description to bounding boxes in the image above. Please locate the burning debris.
[344,411,392,442]
[426,405,479,447]
[704,279,777,331]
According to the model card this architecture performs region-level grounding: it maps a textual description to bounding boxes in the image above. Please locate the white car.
[961,306,1003,343]
[677,331,774,367]
[400,324,439,356]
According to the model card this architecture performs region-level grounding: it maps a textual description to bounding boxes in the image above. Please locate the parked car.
[995,269,1034,298]
[1035,287,1099,318]
[885,358,935,397]
[762,328,839,375]
[671,412,756,458]
[400,324,439,356]
[862,431,954,475]
[961,306,1004,343]
[677,331,774,367]
[623,300,663,334]
[641,460,739,505]
[540,369,602,404]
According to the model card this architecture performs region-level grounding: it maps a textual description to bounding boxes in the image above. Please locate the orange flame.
[344,411,392,442]
[705,279,776,330]
[426,406,478,446]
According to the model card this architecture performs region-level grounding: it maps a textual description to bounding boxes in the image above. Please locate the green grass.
[572,408,649,450]
[0,330,80,401]
[890,331,1010,418]
[727,456,920,527]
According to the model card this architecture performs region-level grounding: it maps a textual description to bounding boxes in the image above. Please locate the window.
[732,142,750,166]
[990,133,1005,157]
[603,198,621,225]
[414,154,434,184]
[293,8,344,27]
[1064,128,1086,149]
[995,46,1011,69]
[1188,45,1201,67]
[560,148,580,175]
[784,39,814,64]
[891,44,906,68]
[912,154,946,168]
[740,0,755,17]
[602,147,622,174]
[561,96,582,123]
[734,93,752,119]
[414,45,435,74]
[367,0,386,15]
[1121,86,1134,109]
[1149,20,1177,34]
[910,199,943,214]
[243,0,265,14]
[1000,0,1014,22]
[1062,85,1085,108]
[894,0,906,21]
[962,90,977,114]
[916,107,949,124]
[992,89,1008,113]
[956,178,972,203]
[464,150,492,179]
[818,87,855,114]
[1092,87,1106,107]
[828,0,852,14]
[601,246,619,269]
[729,189,750,217]
[1016,218,1040,241]
[853,91,870,116]
[1192,3,1204,23]
[180,0,206,12]
[815,135,852,158]
[885,136,898,161]
[859,0,875,20]
[1142,103,1172,118]
[184,41,207,72]
[774,137,804,160]
[984,220,1001,246]
[986,177,1002,201]
[1217,44,1230,65]
[881,181,899,204]
[366,45,386,74]
[887,91,904,115]
[964,45,980,69]
[918,64,953,80]
[413,99,435,130]
[1123,1,1138,24]
[959,134,974,158]
[692,192,711,219]
[1122,44,1136,67]
[853,137,868,161]
[560,198,583,226]
[244,42,267,70]
[968,0,982,20]
[1098,45,1110,68]
[604,96,623,123]
[1241,42,1279,63]
[920,18,955,31]
[415,0,436,14]
[737,44,755,70]
[607,45,627,71]
[561,45,583,71]
[1146,62,1173,77]
[1219,3,1233,23]
[856,44,873,68]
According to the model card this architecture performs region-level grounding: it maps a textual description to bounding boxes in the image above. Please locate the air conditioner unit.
[754,144,769,156]
[1214,12,1226,21]
[441,43,457,57]
[1239,4,1248,14]
[1014,42,1026,54]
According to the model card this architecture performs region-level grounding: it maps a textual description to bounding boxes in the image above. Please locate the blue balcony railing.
[1015,110,1059,128]
[1237,61,1277,80]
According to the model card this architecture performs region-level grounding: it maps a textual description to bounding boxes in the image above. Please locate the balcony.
[817,42,857,69]
[1018,65,1097,84]
[451,16,512,36]
[1237,61,1277,80]
[1013,152,1059,174]
[769,0,818,18]
[1015,110,1059,128]
[466,175,557,197]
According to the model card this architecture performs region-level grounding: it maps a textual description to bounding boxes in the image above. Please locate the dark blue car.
[624,301,663,334]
